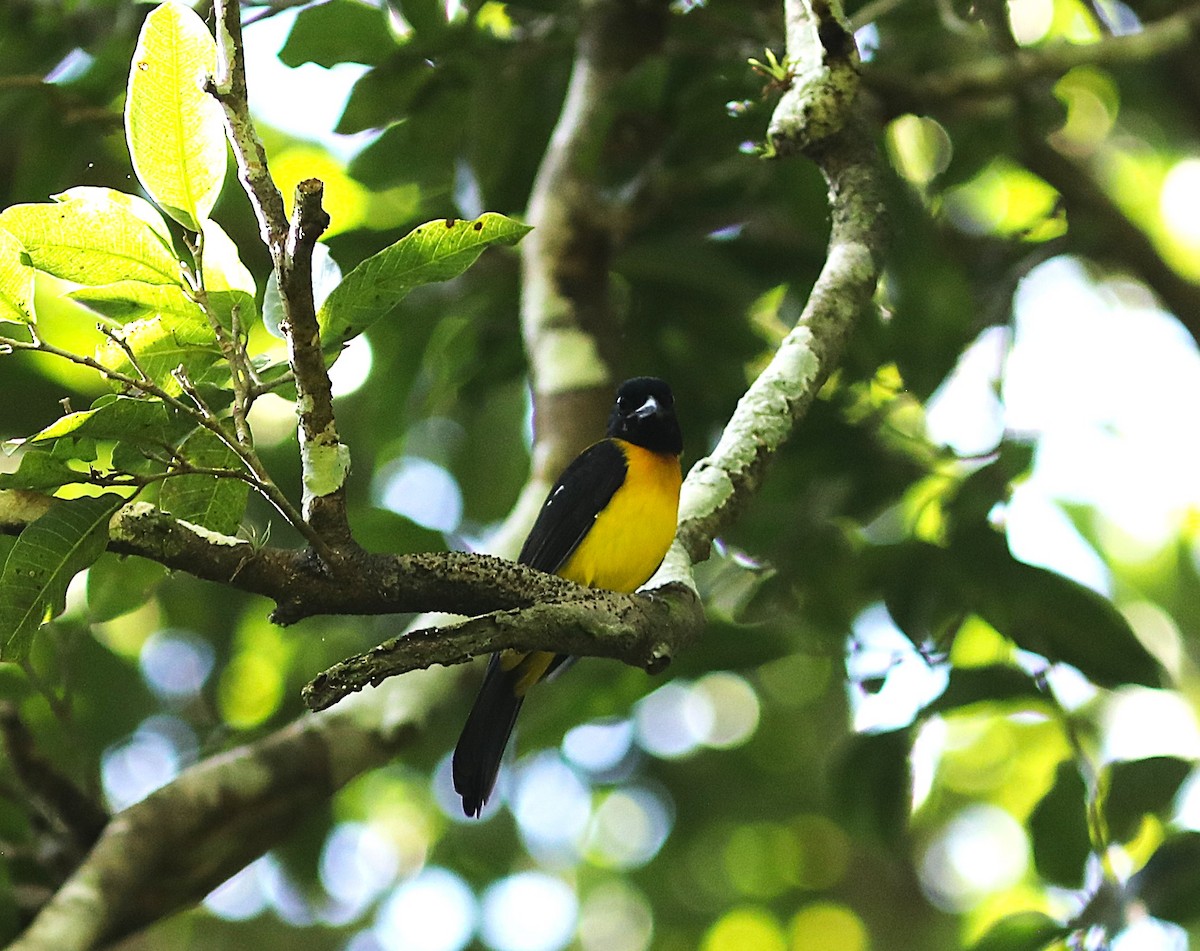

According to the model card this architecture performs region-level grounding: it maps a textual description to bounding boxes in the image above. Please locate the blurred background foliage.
[2,0,1200,949]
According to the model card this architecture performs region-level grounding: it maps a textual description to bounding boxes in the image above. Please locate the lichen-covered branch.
[3,0,887,945]
[302,0,886,707]
[0,494,593,625]
[210,0,350,553]
[303,582,704,711]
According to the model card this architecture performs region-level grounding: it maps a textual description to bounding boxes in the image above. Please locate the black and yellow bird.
[452,377,683,817]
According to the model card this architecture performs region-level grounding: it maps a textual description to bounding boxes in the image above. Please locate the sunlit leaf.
[1103,756,1193,843]
[0,190,182,286]
[958,527,1161,689]
[0,493,124,661]
[159,428,248,534]
[969,911,1070,951]
[0,226,34,324]
[68,280,200,323]
[29,396,181,447]
[96,312,224,396]
[126,1,227,231]
[318,213,531,351]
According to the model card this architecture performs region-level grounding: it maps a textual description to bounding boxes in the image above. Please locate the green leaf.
[0,225,34,324]
[0,493,124,661]
[126,1,227,232]
[958,528,1161,689]
[828,728,912,849]
[199,218,258,331]
[969,911,1070,951]
[159,428,248,534]
[1029,761,1091,888]
[86,552,168,622]
[0,189,183,286]
[68,280,200,323]
[280,0,396,68]
[924,664,1045,716]
[30,396,180,447]
[1129,831,1200,925]
[96,312,223,395]
[318,213,531,351]
[0,451,85,491]
[1103,756,1193,843]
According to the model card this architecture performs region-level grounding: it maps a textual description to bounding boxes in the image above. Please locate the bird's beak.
[632,395,661,419]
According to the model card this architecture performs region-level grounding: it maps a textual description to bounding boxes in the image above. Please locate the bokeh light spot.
[562,719,635,774]
[586,787,673,870]
[693,672,760,749]
[701,906,786,951]
[634,681,710,759]
[481,872,577,951]
[919,804,1030,910]
[218,653,284,729]
[139,628,214,700]
[578,881,654,951]
[376,867,476,951]
[374,456,463,533]
[513,752,591,861]
[320,822,400,917]
[789,902,869,951]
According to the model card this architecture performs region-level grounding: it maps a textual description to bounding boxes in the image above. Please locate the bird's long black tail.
[452,655,524,818]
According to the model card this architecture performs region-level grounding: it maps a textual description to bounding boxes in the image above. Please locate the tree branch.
[2,680,431,951]
[303,582,704,711]
[3,0,888,944]
[865,5,1200,111]
[209,0,350,554]
[301,0,887,709]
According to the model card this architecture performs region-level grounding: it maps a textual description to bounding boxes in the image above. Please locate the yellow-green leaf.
[0,225,34,324]
[317,213,531,351]
[126,1,228,232]
[0,190,183,286]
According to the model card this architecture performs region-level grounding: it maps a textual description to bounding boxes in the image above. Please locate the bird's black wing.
[518,439,628,575]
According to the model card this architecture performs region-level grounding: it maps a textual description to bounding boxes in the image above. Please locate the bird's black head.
[607,377,682,455]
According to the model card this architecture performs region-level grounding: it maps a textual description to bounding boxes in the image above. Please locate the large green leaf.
[1129,831,1200,925]
[1029,761,1090,888]
[0,451,84,491]
[0,493,124,661]
[30,396,181,447]
[1103,756,1193,843]
[68,280,200,323]
[969,912,1070,951]
[86,552,169,623]
[0,189,182,286]
[280,0,396,68]
[0,225,34,324]
[126,1,227,232]
[159,428,248,534]
[318,213,531,351]
[96,312,224,395]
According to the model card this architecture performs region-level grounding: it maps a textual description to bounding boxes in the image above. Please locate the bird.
[452,377,683,817]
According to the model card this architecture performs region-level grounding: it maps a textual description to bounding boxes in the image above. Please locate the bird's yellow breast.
[557,441,681,593]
